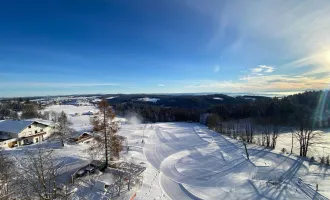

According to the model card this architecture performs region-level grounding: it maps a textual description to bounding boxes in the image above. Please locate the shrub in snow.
[326,156,330,166]
[319,156,325,164]
[310,156,315,163]
[281,148,286,154]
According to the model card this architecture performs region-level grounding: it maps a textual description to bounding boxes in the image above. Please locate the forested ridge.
[113,90,329,157]
[112,91,329,126]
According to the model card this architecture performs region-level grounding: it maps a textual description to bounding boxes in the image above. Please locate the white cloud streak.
[186,0,330,78]
[251,65,275,74]
[185,74,330,92]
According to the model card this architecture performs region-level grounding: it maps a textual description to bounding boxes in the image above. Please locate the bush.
[99,162,108,172]
[281,148,286,154]
[320,156,325,164]
[310,156,315,163]
[326,156,330,166]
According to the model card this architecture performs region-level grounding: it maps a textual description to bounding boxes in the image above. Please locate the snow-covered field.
[135,123,328,199]
[43,105,98,132]
[5,103,330,199]
[275,130,330,159]
[43,105,126,132]
[137,97,160,103]
[116,122,329,199]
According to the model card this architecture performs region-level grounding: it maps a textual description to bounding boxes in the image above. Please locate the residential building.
[0,119,53,148]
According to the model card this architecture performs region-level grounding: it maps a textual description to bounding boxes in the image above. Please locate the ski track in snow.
[139,122,328,200]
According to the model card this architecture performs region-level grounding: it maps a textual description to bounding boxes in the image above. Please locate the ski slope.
[142,123,327,200]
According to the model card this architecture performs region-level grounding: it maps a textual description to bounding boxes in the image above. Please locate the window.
[41,129,43,132]
[35,138,39,143]
[35,130,37,134]
[28,125,31,128]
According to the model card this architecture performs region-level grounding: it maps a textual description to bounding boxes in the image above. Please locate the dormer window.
[28,125,31,128]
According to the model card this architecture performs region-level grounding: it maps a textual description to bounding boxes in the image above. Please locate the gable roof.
[0,120,46,134]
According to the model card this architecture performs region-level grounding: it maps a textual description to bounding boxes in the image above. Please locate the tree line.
[206,91,327,158]
[113,91,328,158]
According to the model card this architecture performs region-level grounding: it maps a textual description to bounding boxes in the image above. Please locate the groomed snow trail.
[143,123,327,200]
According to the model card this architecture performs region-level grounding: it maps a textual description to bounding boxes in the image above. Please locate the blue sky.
[1,0,330,97]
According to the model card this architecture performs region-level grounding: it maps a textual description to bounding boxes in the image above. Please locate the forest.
[112,91,329,157]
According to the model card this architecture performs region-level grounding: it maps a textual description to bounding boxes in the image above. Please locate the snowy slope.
[140,123,328,200]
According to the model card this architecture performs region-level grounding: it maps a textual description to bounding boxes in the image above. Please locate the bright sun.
[325,51,330,63]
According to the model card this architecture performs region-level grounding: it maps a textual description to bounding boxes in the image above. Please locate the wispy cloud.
[187,1,330,80]
[185,74,330,92]
[251,65,275,74]
[214,65,220,73]
[158,84,165,87]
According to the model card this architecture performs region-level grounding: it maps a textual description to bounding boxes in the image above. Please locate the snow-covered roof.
[0,120,50,134]
[28,118,54,126]
[97,173,114,185]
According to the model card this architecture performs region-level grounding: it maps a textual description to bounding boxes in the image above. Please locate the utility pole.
[142,124,146,144]
[243,142,249,160]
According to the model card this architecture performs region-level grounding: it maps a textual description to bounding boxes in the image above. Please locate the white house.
[0,120,53,148]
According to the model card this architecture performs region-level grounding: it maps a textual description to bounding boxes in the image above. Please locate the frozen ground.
[43,105,98,132]
[43,105,126,132]
[133,123,329,200]
[275,130,330,159]
[8,103,330,199]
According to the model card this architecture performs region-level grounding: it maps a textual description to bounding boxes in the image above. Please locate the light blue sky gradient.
[0,0,330,97]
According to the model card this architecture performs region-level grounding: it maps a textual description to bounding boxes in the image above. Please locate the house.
[82,111,94,116]
[0,120,53,148]
[72,132,93,143]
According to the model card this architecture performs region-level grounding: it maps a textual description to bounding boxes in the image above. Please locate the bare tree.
[90,99,122,166]
[243,118,254,143]
[259,124,271,147]
[126,159,136,191]
[41,111,51,120]
[21,104,40,119]
[15,148,63,200]
[52,111,72,147]
[294,125,320,157]
[0,149,15,198]
[271,124,279,149]
[9,111,19,120]
[116,172,125,197]
[50,111,60,122]
[293,105,320,157]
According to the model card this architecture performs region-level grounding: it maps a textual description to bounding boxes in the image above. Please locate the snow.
[43,105,97,132]
[106,96,118,100]
[275,130,330,158]
[213,97,223,100]
[137,97,160,103]
[244,97,256,101]
[137,123,328,199]
[44,105,98,115]
[43,105,126,133]
[4,104,330,200]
